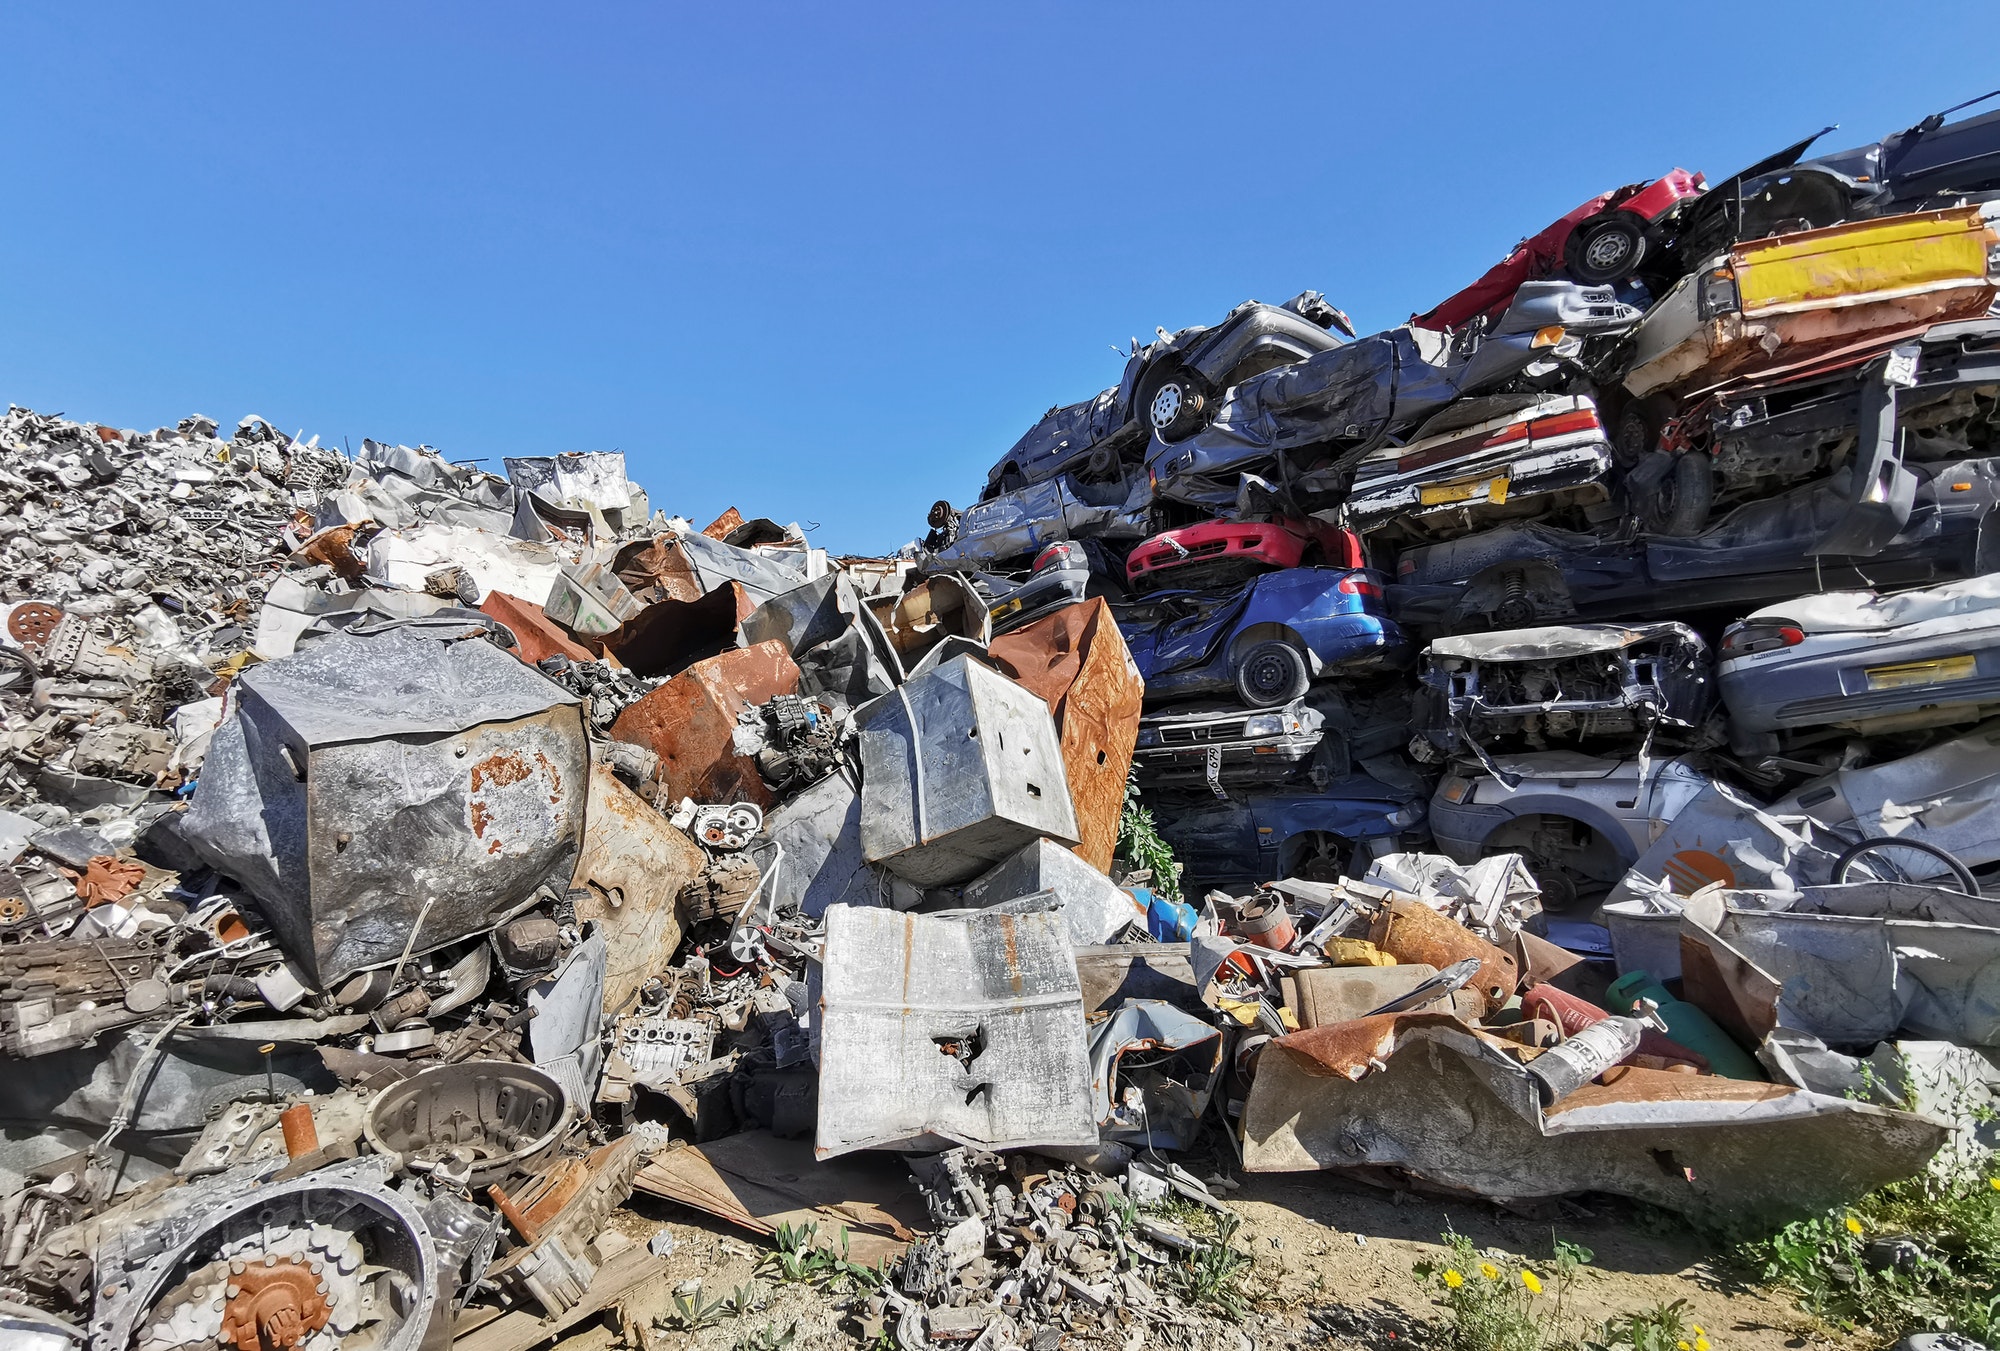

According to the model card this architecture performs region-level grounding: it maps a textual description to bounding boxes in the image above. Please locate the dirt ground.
[550,1173,1839,1351]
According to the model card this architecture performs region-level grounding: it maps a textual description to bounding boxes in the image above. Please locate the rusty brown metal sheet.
[987,597,1143,874]
[602,582,753,679]
[481,591,598,667]
[702,507,746,540]
[569,761,705,1017]
[608,640,799,810]
[611,534,705,604]
[1367,898,1519,1017]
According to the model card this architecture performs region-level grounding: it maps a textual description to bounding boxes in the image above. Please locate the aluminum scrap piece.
[856,654,1080,887]
[815,901,1096,1158]
[181,628,587,989]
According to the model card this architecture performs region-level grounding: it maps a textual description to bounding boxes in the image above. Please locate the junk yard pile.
[7,104,2000,1351]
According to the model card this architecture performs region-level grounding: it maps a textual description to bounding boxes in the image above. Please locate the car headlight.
[1242,714,1284,739]
[1437,774,1475,805]
[1696,265,1739,320]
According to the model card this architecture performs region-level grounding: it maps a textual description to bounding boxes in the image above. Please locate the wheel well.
[1228,622,1314,673]
[1480,814,1625,887]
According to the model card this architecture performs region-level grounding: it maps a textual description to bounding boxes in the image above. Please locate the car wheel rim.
[1149,384,1183,429]
[1246,653,1288,696]
[1584,230,1632,272]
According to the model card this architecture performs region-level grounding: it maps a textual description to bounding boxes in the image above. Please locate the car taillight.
[1033,542,1076,572]
[1697,265,1740,320]
[1336,574,1382,599]
[1527,408,1602,439]
[1720,620,1804,655]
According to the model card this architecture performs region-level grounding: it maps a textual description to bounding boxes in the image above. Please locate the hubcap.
[1149,384,1184,429]
[1584,230,1632,272]
[1247,653,1288,695]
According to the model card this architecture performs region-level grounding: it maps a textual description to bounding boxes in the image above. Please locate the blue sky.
[3,4,1994,553]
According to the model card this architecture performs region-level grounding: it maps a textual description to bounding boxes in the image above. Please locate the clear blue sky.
[4,4,1993,553]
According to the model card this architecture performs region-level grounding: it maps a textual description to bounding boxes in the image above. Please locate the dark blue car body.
[1149,775,1427,890]
[1115,566,1409,703]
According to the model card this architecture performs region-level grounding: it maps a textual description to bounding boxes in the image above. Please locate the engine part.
[483,1136,642,1316]
[91,1155,439,1351]
[362,1061,572,1188]
[668,799,763,852]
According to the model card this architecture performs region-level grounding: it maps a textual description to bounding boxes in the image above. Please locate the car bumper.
[1425,797,1512,865]
[1721,638,2000,739]
[1346,446,1611,534]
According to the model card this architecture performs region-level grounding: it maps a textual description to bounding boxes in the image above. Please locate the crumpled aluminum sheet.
[183,630,586,989]
[815,899,1096,1158]
[1240,1015,1949,1225]
[504,451,635,513]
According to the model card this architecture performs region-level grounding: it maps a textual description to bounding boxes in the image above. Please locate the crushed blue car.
[1114,565,1410,707]
[1147,775,1428,891]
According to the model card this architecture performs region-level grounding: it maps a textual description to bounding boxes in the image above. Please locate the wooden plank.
[451,1242,665,1351]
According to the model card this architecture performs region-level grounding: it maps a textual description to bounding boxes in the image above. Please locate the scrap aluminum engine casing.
[856,653,1080,887]
[184,629,588,990]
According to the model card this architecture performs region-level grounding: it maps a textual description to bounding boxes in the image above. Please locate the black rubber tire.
[1641,452,1713,537]
[1612,395,1676,473]
[1566,214,1649,285]
[1233,640,1311,708]
[1833,837,1981,895]
[1137,365,1211,443]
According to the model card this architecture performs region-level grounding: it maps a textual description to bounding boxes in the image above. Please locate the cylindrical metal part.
[279,1102,319,1158]
[1236,894,1296,951]
[1525,1016,1643,1107]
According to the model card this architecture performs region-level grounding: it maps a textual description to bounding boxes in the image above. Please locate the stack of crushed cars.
[904,86,2000,1278]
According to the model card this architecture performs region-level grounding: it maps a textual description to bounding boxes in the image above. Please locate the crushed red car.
[1415,169,1706,331]
[1125,516,1363,591]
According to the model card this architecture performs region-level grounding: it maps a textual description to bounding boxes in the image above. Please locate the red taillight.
[1527,408,1603,439]
[1478,421,1533,450]
[1033,542,1075,572]
[1721,620,1805,655]
[1336,574,1382,598]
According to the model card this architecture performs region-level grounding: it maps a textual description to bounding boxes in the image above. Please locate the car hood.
[1746,572,2000,633]
[1428,622,1687,663]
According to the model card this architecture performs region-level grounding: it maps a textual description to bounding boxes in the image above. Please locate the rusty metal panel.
[481,591,598,667]
[1735,205,1998,317]
[603,583,753,679]
[612,535,707,604]
[184,630,588,990]
[570,762,707,1017]
[608,640,800,809]
[988,597,1143,874]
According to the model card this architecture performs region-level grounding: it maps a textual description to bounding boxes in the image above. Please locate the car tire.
[1232,640,1311,708]
[1612,395,1675,473]
[1565,214,1649,285]
[1138,365,1211,443]
[1639,452,1713,537]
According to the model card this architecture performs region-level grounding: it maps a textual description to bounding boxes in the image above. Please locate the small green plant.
[1413,1228,1588,1351]
[660,1280,764,1332]
[1116,795,1182,903]
[1161,1211,1253,1320]
[1588,1298,1704,1351]
[756,1222,889,1293]
[730,1321,797,1351]
[1743,1170,2000,1344]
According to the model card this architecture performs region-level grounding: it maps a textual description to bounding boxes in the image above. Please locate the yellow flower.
[1520,1270,1543,1294]
[1479,1262,1500,1281]
[1692,1329,1704,1338]
[1990,1177,2000,1192]
[1676,1342,1690,1350]
[1844,1215,1864,1236]
[1696,1338,1711,1351]
[1442,1269,1464,1289]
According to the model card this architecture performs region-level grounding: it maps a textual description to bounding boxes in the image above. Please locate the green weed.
[756,1222,889,1294]
[1160,1211,1253,1320]
[1587,1298,1703,1351]
[1116,796,1182,904]
[729,1321,797,1351]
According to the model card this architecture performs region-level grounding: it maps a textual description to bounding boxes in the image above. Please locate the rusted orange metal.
[1367,898,1520,1016]
[988,598,1144,873]
[612,534,706,604]
[608,640,800,810]
[219,1257,330,1351]
[481,591,598,666]
[278,1102,320,1158]
[702,507,747,540]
